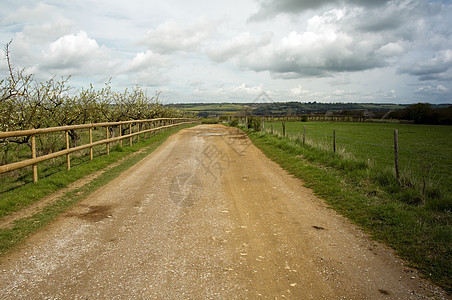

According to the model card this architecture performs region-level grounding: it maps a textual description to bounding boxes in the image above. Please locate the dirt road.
[0,125,446,299]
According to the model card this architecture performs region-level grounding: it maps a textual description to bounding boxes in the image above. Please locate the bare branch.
[5,40,15,86]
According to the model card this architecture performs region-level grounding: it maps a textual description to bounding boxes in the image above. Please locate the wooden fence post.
[129,123,133,146]
[106,126,109,155]
[143,122,147,140]
[65,130,71,170]
[394,129,400,181]
[137,123,140,143]
[31,134,38,183]
[303,126,306,145]
[119,124,122,147]
[89,127,93,161]
[282,122,286,137]
[333,130,336,153]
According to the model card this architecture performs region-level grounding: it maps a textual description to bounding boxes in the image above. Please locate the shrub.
[247,117,262,131]
[228,118,239,127]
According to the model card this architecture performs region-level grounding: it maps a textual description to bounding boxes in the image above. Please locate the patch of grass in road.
[0,124,195,257]
[245,128,452,293]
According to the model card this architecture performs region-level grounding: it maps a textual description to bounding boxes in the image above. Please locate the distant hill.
[167,102,450,118]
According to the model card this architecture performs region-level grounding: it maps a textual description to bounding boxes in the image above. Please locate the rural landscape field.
[0,64,451,297]
[266,121,452,199]
[1,53,451,298]
[1,0,452,298]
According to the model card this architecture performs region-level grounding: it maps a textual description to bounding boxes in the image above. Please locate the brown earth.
[0,125,447,299]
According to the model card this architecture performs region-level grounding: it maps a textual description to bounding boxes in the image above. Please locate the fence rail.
[0,118,197,182]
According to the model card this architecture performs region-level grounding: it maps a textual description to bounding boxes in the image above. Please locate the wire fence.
[262,120,452,196]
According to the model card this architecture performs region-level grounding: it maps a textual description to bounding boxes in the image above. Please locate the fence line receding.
[0,118,197,183]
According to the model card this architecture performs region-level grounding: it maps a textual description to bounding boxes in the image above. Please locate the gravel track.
[0,125,447,299]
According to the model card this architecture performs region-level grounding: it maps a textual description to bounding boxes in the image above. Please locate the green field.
[177,103,244,115]
[266,121,452,199]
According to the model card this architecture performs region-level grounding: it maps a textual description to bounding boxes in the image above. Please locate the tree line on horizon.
[172,101,452,125]
[387,103,452,125]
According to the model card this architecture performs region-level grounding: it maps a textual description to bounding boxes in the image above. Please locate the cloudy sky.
[1,0,451,104]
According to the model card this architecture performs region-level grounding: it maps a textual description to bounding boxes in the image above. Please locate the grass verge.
[0,124,195,257]
[245,128,451,293]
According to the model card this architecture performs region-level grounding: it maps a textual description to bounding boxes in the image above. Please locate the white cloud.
[290,85,310,96]
[187,80,205,89]
[376,42,405,57]
[416,84,449,95]
[126,71,169,87]
[1,2,56,25]
[192,83,265,101]
[41,31,116,76]
[120,50,171,87]
[207,31,273,63]
[140,17,217,53]
[1,0,451,104]
[399,49,452,81]
[124,50,170,72]
[414,84,451,103]
[333,89,346,96]
[249,0,391,21]
[241,9,386,78]
[0,2,74,70]
[21,18,73,44]
[229,83,264,95]
[0,58,7,72]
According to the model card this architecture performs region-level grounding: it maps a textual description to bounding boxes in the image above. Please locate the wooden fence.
[0,118,197,182]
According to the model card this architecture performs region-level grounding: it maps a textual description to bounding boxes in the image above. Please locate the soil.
[0,125,447,299]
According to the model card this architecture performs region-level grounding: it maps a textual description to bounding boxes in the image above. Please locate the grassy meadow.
[266,121,452,202]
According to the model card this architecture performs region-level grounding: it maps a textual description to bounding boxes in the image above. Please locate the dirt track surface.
[0,125,447,299]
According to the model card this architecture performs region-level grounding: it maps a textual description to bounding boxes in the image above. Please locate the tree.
[408,103,436,124]
[1,40,190,141]
[1,41,43,142]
